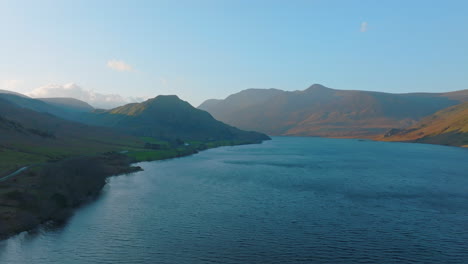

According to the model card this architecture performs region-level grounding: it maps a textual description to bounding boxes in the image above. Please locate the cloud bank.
[107,59,133,72]
[27,83,145,109]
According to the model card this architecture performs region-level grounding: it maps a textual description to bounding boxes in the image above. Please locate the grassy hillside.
[0,98,144,175]
[381,102,468,147]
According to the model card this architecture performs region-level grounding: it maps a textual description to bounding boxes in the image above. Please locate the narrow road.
[0,166,29,182]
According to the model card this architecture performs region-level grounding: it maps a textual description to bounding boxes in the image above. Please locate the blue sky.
[1,0,467,107]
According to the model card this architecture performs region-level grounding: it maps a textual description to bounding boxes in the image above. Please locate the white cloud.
[27,83,145,109]
[107,59,133,72]
[360,22,368,32]
[1,79,24,90]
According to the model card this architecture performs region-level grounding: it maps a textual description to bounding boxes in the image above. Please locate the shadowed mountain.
[198,99,222,110]
[199,88,283,117]
[85,95,270,142]
[199,84,468,138]
[381,102,468,147]
[38,97,94,112]
[0,93,92,121]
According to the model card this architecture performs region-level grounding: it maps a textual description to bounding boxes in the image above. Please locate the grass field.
[1,135,258,176]
[125,139,254,162]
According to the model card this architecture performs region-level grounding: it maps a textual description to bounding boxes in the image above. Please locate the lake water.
[1,137,468,263]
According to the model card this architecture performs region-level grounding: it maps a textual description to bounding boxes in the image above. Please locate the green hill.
[86,95,270,142]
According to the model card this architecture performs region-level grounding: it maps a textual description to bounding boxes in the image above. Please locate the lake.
[1,137,468,263]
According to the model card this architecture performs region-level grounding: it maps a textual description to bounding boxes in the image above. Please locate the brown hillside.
[381,102,468,147]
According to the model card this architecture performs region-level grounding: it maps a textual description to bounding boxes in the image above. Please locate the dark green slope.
[0,98,142,174]
[87,95,270,142]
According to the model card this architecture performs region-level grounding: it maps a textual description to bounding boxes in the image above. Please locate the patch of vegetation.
[140,137,170,146]
[127,149,180,161]
[127,139,258,162]
[50,193,68,208]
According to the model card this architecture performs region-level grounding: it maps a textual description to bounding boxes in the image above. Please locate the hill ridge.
[199,84,467,139]
[86,94,270,142]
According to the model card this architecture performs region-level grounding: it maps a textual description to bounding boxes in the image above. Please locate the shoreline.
[0,140,267,241]
[3,135,463,241]
[273,135,468,148]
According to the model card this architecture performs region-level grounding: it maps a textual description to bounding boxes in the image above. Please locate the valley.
[199,84,468,147]
[0,91,269,239]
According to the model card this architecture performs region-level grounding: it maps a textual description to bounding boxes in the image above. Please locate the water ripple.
[1,137,468,263]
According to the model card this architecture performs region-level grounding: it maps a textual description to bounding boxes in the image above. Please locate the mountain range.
[0,90,269,175]
[199,84,468,146]
[2,84,467,150]
[1,85,466,240]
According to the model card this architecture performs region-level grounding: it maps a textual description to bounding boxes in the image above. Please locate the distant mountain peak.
[242,88,283,93]
[144,95,192,109]
[149,94,182,103]
[108,94,199,118]
[304,84,332,92]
